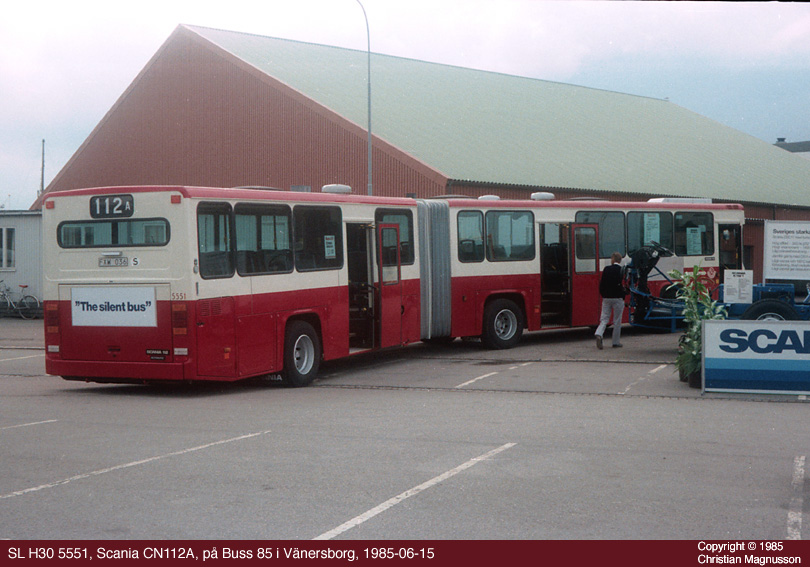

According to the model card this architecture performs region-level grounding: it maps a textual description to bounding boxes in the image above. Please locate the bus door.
[347,223,375,350]
[570,224,601,327]
[718,223,743,278]
[377,224,402,348]
[540,223,571,327]
[196,296,237,377]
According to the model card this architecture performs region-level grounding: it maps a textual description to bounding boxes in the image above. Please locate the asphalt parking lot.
[1,318,807,540]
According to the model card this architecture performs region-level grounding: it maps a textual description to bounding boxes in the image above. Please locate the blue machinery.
[625,243,810,331]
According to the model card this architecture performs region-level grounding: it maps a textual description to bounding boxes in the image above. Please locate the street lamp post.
[356,0,372,196]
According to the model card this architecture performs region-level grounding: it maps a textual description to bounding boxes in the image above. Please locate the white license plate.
[99,257,128,267]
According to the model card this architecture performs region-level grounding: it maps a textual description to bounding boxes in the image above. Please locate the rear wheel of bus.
[482,298,524,349]
[281,320,321,387]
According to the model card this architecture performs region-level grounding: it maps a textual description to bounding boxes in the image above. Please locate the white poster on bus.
[763,221,810,281]
[71,286,157,327]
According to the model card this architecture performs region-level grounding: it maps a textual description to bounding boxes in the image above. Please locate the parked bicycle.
[0,280,41,319]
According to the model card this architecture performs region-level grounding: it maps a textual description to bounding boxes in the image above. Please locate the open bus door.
[377,224,403,348]
[570,224,602,327]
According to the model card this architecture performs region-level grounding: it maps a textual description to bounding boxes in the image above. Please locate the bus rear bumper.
[46,357,191,384]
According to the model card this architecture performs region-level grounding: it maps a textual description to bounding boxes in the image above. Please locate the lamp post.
[356,0,372,196]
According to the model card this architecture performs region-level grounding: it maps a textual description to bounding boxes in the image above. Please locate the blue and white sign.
[703,320,810,395]
[71,286,157,327]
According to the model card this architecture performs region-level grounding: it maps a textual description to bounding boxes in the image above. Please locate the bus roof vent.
[530,192,555,201]
[321,184,353,194]
[648,197,712,204]
[478,195,500,201]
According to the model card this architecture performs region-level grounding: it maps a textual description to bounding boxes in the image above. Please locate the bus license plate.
[99,257,129,267]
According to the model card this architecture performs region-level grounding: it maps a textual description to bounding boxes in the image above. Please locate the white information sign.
[324,235,336,259]
[686,227,702,256]
[71,286,157,327]
[763,221,810,281]
[723,270,753,304]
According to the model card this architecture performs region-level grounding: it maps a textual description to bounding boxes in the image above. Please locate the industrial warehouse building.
[37,24,810,282]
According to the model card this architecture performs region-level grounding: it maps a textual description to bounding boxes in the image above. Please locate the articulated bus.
[42,186,745,386]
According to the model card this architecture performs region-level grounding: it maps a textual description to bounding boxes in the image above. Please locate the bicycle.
[0,280,41,320]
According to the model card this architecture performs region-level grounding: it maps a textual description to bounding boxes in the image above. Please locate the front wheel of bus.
[282,321,321,387]
[482,298,524,350]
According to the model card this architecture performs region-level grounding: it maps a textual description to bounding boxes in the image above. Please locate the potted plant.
[668,265,727,388]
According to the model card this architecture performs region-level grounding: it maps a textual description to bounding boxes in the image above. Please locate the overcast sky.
[2,0,809,210]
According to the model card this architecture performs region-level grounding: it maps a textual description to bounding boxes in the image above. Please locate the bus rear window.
[58,218,170,248]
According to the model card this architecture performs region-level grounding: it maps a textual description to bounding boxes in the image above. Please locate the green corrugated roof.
[188,25,810,207]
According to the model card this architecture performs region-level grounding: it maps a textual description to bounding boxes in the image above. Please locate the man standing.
[595,252,626,349]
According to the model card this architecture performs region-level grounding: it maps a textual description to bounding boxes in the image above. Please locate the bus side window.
[457,211,484,263]
[376,208,415,265]
[485,210,535,262]
[674,212,714,256]
[627,211,673,254]
[574,211,625,258]
[197,202,234,279]
[235,203,292,275]
[293,206,343,271]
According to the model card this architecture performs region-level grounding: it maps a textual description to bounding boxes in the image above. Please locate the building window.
[0,228,15,269]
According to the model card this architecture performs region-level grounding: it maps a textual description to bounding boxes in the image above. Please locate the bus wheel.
[741,299,798,321]
[281,320,321,387]
[482,299,523,349]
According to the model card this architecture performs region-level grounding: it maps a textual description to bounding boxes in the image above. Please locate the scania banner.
[703,319,810,395]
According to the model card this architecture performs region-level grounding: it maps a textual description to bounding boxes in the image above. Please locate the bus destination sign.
[90,194,134,218]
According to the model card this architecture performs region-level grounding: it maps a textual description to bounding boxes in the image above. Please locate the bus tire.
[281,320,321,387]
[482,298,524,350]
[741,299,798,321]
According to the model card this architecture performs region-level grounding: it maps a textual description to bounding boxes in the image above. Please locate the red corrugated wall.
[43,27,446,200]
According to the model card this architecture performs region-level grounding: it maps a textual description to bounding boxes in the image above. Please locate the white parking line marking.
[314,442,517,540]
[455,371,498,389]
[787,455,806,540]
[0,353,45,362]
[619,365,669,395]
[0,419,58,431]
[0,430,272,501]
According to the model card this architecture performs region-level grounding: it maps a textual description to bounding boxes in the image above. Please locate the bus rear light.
[172,303,188,335]
[45,303,60,334]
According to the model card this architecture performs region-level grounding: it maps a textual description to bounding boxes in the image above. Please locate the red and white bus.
[42,185,745,386]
